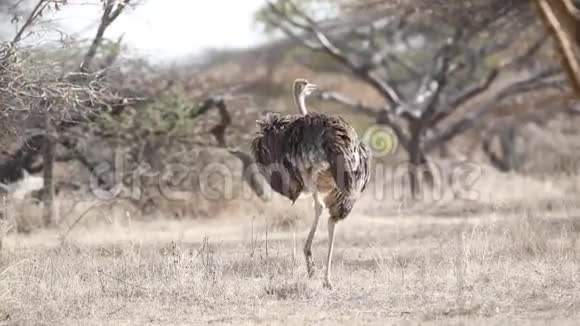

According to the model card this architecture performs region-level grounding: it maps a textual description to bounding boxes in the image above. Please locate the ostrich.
[251,78,371,289]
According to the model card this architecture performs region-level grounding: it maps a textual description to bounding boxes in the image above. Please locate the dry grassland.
[1,168,579,325]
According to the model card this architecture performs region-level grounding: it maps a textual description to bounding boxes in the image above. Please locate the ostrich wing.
[251,113,305,202]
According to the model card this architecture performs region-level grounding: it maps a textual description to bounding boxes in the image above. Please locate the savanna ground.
[1,165,579,326]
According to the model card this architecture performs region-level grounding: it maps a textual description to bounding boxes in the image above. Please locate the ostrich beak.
[305,82,318,93]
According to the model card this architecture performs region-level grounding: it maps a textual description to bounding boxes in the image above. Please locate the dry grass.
[1,169,580,325]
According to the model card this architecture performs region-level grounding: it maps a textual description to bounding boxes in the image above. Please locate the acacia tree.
[0,0,133,226]
[261,0,565,197]
[337,0,580,98]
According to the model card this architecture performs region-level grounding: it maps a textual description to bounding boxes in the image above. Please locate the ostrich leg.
[323,218,336,289]
[304,192,323,278]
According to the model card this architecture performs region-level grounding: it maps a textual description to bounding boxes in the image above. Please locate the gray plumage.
[250,78,371,289]
[251,111,370,216]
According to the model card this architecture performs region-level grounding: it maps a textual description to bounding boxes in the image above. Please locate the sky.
[52,0,270,63]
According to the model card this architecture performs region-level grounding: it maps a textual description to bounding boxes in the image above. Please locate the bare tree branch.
[428,27,549,128]
[319,90,380,116]
[450,69,500,108]
[317,89,410,149]
[11,0,48,45]
[80,0,131,72]
[425,66,563,152]
[266,0,405,107]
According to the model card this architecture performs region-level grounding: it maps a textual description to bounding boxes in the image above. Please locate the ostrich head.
[294,78,317,97]
[293,78,317,115]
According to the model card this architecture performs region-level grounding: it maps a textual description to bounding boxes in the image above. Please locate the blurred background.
[0,0,579,231]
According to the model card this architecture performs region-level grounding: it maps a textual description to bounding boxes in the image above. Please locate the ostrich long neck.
[293,86,308,115]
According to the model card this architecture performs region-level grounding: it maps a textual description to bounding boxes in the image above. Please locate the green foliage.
[97,89,198,141]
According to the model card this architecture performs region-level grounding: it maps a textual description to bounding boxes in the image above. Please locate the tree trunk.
[42,116,56,227]
[407,120,434,200]
[79,21,108,72]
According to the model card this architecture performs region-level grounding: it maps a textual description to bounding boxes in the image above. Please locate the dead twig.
[59,203,107,245]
